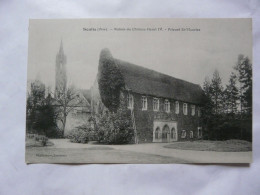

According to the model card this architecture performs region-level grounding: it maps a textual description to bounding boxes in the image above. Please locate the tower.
[55,40,67,98]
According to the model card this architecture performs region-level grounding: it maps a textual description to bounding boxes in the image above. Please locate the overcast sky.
[27,18,252,90]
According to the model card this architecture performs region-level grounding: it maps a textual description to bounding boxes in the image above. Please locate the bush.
[204,114,252,141]
[67,127,94,144]
[95,97,134,144]
[34,135,48,146]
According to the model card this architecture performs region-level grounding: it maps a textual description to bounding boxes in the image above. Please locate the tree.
[211,70,224,114]
[26,80,46,133]
[33,94,59,137]
[26,80,59,137]
[235,55,252,114]
[201,56,252,141]
[55,85,84,137]
[224,72,239,114]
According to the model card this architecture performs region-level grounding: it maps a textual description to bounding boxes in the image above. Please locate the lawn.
[26,138,54,147]
[164,140,252,152]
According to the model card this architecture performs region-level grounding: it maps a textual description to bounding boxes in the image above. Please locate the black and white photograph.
[25,19,252,164]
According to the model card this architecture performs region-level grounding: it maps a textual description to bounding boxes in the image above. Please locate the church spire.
[59,39,64,54]
[55,40,67,98]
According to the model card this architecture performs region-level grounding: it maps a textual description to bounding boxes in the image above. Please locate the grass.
[164,139,252,152]
[26,138,54,147]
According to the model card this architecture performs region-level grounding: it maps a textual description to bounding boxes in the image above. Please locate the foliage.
[55,85,85,137]
[33,95,60,137]
[210,70,224,114]
[67,126,94,144]
[34,135,48,146]
[224,72,239,114]
[95,97,134,144]
[235,55,252,113]
[26,134,52,147]
[203,113,252,141]
[26,80,60,138]
[98,49,125,112]
[202,54,252,142]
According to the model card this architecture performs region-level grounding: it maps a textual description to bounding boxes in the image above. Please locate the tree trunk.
[62,115,67,137]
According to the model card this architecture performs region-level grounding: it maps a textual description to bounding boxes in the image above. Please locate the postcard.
[26,19,252,163]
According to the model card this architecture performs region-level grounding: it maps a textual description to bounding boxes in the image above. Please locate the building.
[92,48,205,143]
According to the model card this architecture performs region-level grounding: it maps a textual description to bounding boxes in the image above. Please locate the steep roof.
[79,89,91,102]
[98,48,204,105]
[114,59,204,105]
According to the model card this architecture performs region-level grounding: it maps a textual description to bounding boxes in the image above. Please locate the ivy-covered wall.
[98,49,125,113]
[128,91,204,143]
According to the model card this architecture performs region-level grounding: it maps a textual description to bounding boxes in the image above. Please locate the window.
[155,127,160,139]
[198,107,201,117]
[164,99,170,113]
[191,105,195,116]
[175,101,179,114]
[190,131,193,139]
[141,96,147,110]
[198,127,202,138]
[183,103,188,115]
[171,127,176,139]
[153,98,159,111]
[127,93,134,109]
[181,130,186,138]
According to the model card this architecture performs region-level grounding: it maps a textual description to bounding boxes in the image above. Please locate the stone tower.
[55,40,67,98]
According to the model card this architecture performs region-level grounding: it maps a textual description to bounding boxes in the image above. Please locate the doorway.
[162,125,170,142]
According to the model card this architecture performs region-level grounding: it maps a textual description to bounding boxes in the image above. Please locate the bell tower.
[55,40,67,98]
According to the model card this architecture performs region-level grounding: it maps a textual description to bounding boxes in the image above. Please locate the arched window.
[155,127,160,139]
[181,130,186,138]
[171,127,176,139]
[190,131,193,138]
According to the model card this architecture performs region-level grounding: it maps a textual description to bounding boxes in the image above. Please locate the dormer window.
[175,101,179,114]
[153,98,159,111]
[183,103,188,115]
[141,96,147,110]
[127,93,134,109]
[164,99,170,113]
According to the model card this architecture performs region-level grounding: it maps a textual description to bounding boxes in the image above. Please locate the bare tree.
[55,85,84,137]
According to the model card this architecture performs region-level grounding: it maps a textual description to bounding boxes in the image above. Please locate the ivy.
[98,49,125,112]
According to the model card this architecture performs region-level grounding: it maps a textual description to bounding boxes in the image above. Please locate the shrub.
[67,126,94,144]
[95,97,134,144]
[34,135,48,146]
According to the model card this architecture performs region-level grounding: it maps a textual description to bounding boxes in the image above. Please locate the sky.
[27,18,252,91]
